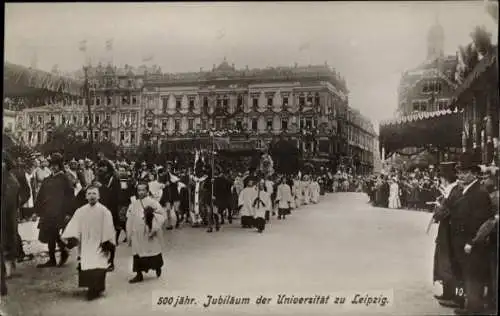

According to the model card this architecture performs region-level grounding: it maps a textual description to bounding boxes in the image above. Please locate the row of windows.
[25,112,138,125]
[91,95,139,106]
[159,94,324,113]
[22,131,137,144]
[411,99,449,112]
[422,81,443,94]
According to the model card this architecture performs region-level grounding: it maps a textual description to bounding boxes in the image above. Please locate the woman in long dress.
[388,178,402,209]
[310,177,321,204]
[127,182,166,283]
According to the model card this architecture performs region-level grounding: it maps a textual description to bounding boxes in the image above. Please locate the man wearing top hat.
[450,153,494,315]
[432,161,463,308]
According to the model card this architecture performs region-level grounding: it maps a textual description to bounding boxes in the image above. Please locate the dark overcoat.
[433,184,462,283]
[449,181,493,284]
[35,171,75,243]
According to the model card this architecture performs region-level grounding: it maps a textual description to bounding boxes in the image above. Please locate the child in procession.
[126,182,166,283]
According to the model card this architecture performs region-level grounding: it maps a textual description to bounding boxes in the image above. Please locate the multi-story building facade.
[15,63,159,150]
[346,108,377,174]
[142,59,351,160]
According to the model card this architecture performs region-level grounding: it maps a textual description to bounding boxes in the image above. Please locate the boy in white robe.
[276,178,293,220]
[62,186,116,300]
[253,180,271,233]
[127,182,166,283]
[238,177,258,228]
[310,178,321,204]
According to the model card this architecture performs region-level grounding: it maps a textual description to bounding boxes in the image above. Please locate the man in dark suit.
[451,154,494,315]
[35,153,74,268]
[432,162,463,308]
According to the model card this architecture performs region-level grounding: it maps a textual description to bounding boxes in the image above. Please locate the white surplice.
[310,181,320,204]
[238,187,258,217]
[126,196,166,258]
[276,183,293,209]
[253,189,271,218]
[62,203,116,271]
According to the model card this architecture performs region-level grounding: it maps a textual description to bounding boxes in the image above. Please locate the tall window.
[223,97,228,107]
[216,99,222,108]
[266,118,273,130]
[38,115,43,124]
[267,97,273,107]
[315,93,320,105]
[236,120,243,130]
[299,96,305,106]
[176,99,181,110]
[37,132,41,143]
[95,114,100,124]
[105,113,111,122]
[28,132,33,142]
[162,120,168,131]
[29,115,34,124]
[188,119,194,130]
[201,120,207,130]
[131,112,137,123]
[83,131,88,139]
[283,96,289,106]
[281,119,288,130]
[96,97,101,106]
[50,115,55,122]
[237,96,243,109]
[107,96,112,106]
[189,98,195,111]
[174,119,180,131]
[120,131,125,142]
[251,118,258,131]
[130,131,136,144]
[203,97,208,110]
[132,96,137,105]
[162,97,168,113]
[103,131,109,139]
[252,98,258,109]
[84,115,89,125]
[94,131,99,141]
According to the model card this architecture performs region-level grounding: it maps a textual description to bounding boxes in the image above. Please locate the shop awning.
[4,62,83,97]
[379,109,463,154]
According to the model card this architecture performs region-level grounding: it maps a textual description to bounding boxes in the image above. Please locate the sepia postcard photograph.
[1,1,499,315]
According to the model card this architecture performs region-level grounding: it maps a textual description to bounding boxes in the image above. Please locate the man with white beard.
[62,186,116,300]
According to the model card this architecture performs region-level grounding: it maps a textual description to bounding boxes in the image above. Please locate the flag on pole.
[299,42,310,51]
[79,40,87,52]
[142,54,154,62]
[105,39,113,51]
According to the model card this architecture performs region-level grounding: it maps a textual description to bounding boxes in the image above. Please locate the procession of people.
[1,148,327,299]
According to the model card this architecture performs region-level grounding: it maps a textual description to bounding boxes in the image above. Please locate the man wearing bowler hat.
[432,161,463,308]
[451,153,494,315]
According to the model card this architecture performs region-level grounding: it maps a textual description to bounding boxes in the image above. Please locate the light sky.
[4,2,498,127]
